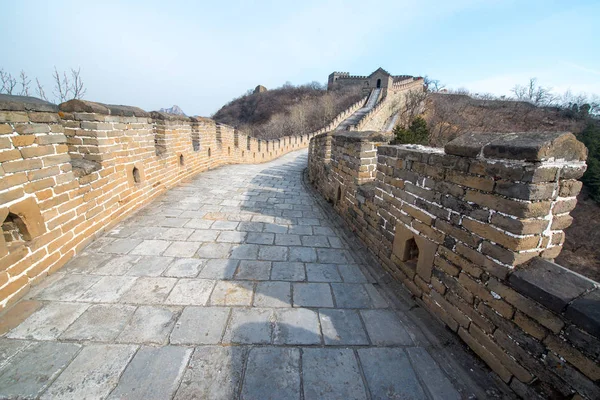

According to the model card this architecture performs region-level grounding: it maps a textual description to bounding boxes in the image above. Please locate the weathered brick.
[14,124,50,134]
[435,219,481,248]
[544,335,600,380]
[0,172,28,192]
[0,187,25,205]
[3,158,42,173]
[564,325,600,361]
[469,160,526,181]
[458,327,513,383]
[20,145,56,159]
[513,311,547,341]
[421,293,459,331]
[433,254,459,276]
[34,134,67,145]
[494,180,556,201]
[469,323,534,383]
[26,166,60,181]
[493,330,573,397]
[550,214,573,230]
[465,190,552,218]
[0,275,29,303]
[0,124,14,135]
[478,303,545,356]
[445,289,494,333]
[490,214,549,235]
[463,217,540,251]
[402,203,434,225]
[0,149,22,163]
[455,243,508,279]
[438,246,482,278]
[411,220,444,243]
[458,272,494,303]
[430,289,471,328]
[432,268,473,303]
[558,180,583,197]
[487,278,564,333]
[446,170,494,191]
[552,198,578,214]
[0,137,11,149]
[28,112,59,123]
[481,241,539,266]
[543,352,600,400]
[435,181,464,198]
[440,195,490,222]
[0,112,28,123]
[11,135,36,147]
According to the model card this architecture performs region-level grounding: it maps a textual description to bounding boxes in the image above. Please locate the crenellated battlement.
[0,93,370,310]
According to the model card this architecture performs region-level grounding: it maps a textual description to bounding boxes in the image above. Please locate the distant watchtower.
[327,67,415,98]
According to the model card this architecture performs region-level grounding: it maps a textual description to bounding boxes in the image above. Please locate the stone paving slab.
[7,302,89,340]
[0,150,483,399]
[40,344,137,400]
[170,306,230,345]
[0,341,80,399]
[117,306,179,344]
[174,346,245,400]
[60,304,136,341]
[358,347,427,399]
[107,346,192,400]
[302,348,367,400]
[242,347,301,400]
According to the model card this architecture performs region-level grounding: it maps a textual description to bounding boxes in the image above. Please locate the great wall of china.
[308,129,598,399]
[0,68,598,399]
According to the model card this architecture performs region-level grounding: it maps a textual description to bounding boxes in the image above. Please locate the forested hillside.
[213,82,363,139]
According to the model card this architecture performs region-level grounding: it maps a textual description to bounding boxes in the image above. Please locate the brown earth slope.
[424,94,586,146]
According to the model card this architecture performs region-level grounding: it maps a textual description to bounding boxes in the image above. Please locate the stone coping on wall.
[445,131,588,162]
[59,99,150,117]
[333,130,393,142]
[510,258,599,336]
[0,94,59,112]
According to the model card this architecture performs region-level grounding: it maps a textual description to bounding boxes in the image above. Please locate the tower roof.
[368,67,392,78]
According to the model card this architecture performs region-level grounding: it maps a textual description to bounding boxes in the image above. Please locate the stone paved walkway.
[0,150,475,399]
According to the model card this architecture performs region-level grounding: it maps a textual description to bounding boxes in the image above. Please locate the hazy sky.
[2,0,599,116]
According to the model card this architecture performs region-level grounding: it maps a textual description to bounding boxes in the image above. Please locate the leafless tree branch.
[0,69,17,94]
[19,70,31,96]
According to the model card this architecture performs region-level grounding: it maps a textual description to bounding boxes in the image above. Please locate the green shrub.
[393,116,429,145]
[579,122,600,203]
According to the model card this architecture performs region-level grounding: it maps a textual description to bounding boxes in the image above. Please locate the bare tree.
[511,78,557,106]
[423,76,445,93]
[52,67,71,103]
[397,89,428,127]
[70,68,86,99]
[35,78,48,101]
[18,70,31,96]
[2,66,87,104]
[0,69,17,94]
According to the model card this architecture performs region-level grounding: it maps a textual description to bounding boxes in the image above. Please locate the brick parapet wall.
[308,130,600,399]
[350,78,424,131]
[0,92,369,310]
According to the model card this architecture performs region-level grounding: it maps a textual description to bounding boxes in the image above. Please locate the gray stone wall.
[308,130,599,399]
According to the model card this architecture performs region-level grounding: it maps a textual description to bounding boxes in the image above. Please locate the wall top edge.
[0,94,58,112]
[445,131,588,162]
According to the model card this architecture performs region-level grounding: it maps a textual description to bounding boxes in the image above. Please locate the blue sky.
[2,0,598,116]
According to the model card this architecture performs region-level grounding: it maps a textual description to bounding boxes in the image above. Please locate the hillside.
[213,83,363,139]
[418,93,599,280]
[424,93,587,146]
